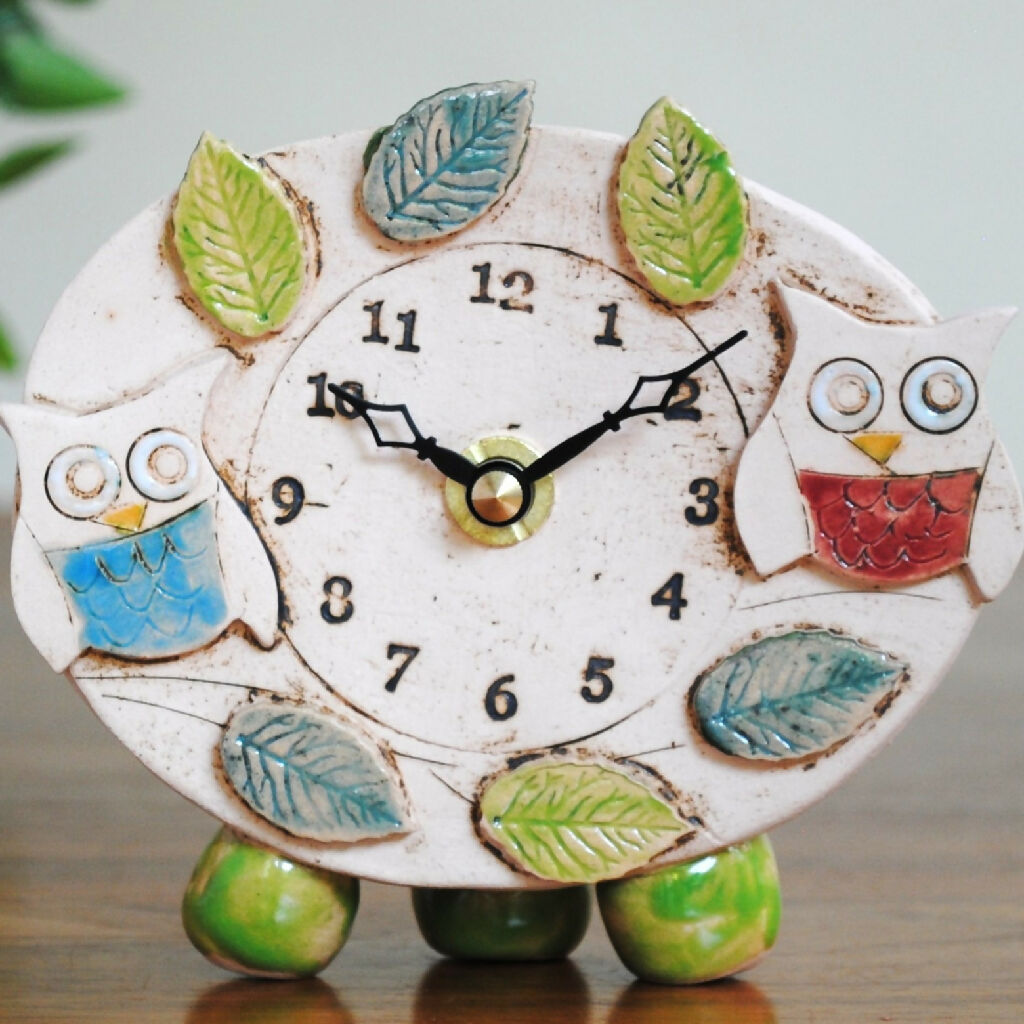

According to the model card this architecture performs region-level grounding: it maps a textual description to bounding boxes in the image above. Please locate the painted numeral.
[470,263,535,313]
[271,476,305,525]
[308,374,364,419]
[651,573,687,620]
[384,643,420,692]
[485,674,518,721]
[320,576,354,624]
[581,656,615,703]
[594,302,623,347]
[685,478,720,526]
[664,378,702,422]
[307,372,334,417]
[362,301,420,352]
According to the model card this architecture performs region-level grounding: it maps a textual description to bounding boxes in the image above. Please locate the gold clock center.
[469,463,527,526]
[445,436,555,547]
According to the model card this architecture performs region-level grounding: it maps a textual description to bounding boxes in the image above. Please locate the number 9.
[272,476,305,525]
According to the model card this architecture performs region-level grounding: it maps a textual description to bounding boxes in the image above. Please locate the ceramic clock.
[3,81,1021,983]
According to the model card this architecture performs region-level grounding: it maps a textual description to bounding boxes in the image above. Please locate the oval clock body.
[6,124,1018,888]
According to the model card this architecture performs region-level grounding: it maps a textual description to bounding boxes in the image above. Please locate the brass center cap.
[444,436,555,547]
[468,461,528,526]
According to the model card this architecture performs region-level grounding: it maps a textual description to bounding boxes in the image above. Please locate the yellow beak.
[99,502,147,533]
[850,432,902,465]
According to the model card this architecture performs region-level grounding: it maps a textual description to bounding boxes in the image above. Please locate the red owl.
[734,285,1024,599]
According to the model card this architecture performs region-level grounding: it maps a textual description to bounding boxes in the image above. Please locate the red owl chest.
[797,469,981,584]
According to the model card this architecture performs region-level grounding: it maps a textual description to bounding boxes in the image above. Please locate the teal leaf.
[221,703,410,842]
[362,80,534,241]
[0,28,124,111]
[693,631,906,761]
[618,97,747,305]
[478,760,690,883]
[0,137,72,188]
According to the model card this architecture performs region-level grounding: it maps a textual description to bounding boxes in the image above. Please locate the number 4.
[651,573,687,620]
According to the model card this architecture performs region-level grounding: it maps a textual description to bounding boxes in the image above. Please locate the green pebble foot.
[596,834,781,984]
[182,828,359,978]
[412,885,591,961]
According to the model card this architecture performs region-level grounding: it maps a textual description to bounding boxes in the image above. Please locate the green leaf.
[221,702,410,842]
[0,28,124,110]
[478,760,690,883]
[0,137,72,188]
[0,312,18,371]
[693,630,907,760]
[618,98,747,305]
[172,133,308,338]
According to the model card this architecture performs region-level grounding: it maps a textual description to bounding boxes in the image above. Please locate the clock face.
[248,242,748,749]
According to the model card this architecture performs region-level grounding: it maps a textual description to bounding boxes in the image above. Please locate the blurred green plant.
[0,0,125,369]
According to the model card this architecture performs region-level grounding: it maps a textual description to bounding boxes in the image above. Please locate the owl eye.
[45,445,121,519]
[808,359,883,432]
[128,429,200,501]
[901,358,977,434]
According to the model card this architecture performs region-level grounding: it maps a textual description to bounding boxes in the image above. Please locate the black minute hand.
[522,330,747,485]
[328,384,478,487]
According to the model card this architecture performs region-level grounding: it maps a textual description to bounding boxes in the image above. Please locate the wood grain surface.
[1,525,1021,1022]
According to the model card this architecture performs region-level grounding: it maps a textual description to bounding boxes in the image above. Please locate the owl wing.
[733,411,812,576]
[10,518,83,673]
[963,440,1024,601]
[214,485,279,647]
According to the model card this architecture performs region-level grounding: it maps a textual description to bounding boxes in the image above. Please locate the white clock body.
[9,126,991,886]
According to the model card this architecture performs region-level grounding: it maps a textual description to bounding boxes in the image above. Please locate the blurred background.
[0,0,1023,510]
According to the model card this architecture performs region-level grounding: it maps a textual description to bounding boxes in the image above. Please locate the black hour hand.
[329,384,477,487]
[523,330,747,484]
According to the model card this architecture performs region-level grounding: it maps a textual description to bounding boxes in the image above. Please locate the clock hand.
[522,330,748,485]
[328,384,478,487]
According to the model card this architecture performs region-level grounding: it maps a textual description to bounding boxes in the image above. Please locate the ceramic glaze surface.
[48,500,227,658]
[3,90,1021,888]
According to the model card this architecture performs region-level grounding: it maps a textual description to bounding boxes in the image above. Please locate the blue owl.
[0,354,278,671]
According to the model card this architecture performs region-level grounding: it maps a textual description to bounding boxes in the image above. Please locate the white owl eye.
[45,445,121,519]
[901,358,977,433]
[128,429,200,501]
[808,359,883,432]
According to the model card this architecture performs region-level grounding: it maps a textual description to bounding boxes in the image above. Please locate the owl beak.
[100,502,147,533]
[850,432,902,466]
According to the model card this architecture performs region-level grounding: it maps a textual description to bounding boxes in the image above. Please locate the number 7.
[384,643,420,692]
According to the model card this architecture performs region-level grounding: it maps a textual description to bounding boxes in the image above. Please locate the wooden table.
[1,524,1021,1022]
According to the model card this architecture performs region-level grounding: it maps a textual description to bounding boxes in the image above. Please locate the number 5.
[581,656,614,703]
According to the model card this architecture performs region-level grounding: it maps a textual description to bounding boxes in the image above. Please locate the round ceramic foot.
[182,827,360,978]
[596,834,781,985]
[412,885,591,961]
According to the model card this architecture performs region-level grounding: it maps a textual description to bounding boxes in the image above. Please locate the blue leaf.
[221,703,409,842]
[692,631,907,761]
[362,80,534,240]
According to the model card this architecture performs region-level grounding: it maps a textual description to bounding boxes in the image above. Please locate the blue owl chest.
[47,500,228,660]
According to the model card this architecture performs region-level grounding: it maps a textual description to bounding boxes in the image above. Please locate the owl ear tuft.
[953,306,1017,352]
[0,402,69,454]
[772,280,858,340]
